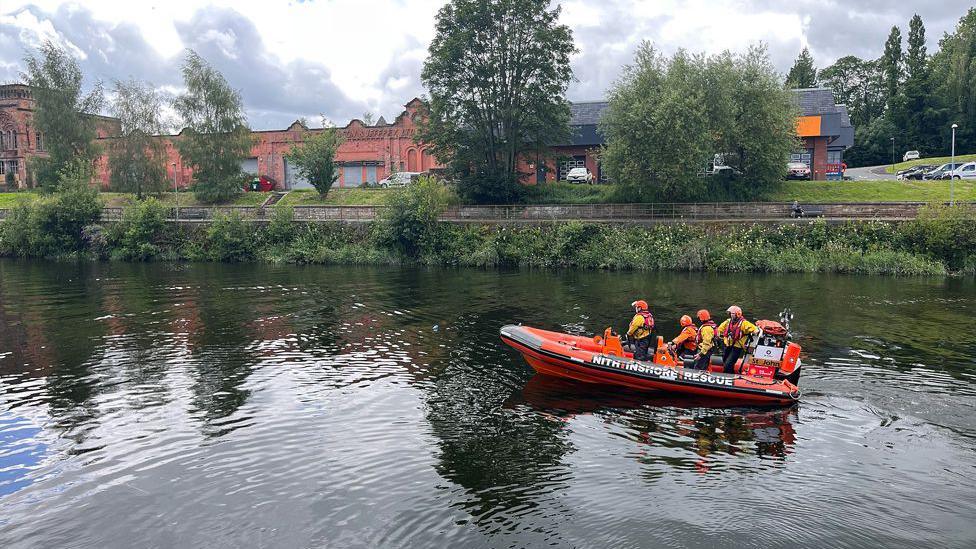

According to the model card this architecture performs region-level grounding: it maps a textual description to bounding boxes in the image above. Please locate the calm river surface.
[0,259,974,548]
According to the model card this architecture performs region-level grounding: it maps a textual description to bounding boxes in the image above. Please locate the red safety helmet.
[632,300,648,311]
[727,305,743,317]
[697,309,711,321]
[680,315,693,327]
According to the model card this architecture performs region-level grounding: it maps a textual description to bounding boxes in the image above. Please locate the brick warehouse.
[0,84,439,190]
[0,84,120,187]
[93,98,441,190]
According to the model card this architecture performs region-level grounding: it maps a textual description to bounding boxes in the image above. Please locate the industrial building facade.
[93,98,440,190]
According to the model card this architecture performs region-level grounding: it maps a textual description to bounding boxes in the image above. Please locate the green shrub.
[202,212,257,262]
[898,205,976,272]
[0,182,102,257]
[374,176,452,257]
[107,198,170,260]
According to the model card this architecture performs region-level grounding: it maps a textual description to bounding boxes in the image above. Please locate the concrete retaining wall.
[2,201,972,225]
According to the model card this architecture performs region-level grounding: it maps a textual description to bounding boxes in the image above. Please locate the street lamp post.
[172,163,179,222]
[951,123,958,206]
[890,137,895,175]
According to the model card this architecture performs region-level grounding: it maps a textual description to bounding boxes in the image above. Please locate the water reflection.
[507,375,797,473]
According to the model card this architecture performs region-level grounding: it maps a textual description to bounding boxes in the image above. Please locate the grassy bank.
[2,185,974,276]
[279,188,394,206]
[885,153,976,174]
[769,179,976,203]
[3,177,975,209]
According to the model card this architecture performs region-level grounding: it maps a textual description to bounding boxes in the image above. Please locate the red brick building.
[93,97,440,190]
[1,85,439,191]
[0,84,119,188]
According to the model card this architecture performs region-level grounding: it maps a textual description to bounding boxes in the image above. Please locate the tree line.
[21,45,340,203]
[786,8,976,167]
[22,2,976,205]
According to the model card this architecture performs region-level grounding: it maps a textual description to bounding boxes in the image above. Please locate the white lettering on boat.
[591,355,734,387]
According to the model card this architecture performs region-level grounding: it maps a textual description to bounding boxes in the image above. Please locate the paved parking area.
[845,165,895,180]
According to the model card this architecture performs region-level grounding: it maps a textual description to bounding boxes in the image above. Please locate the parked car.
[905,165,935,180]
[924,163,962,180]
[903,150,920,162]
[948,162,976,180]
[786,162,811,180]
[378,171,421,188]
[898,165,934,180]
[565,167,594,183]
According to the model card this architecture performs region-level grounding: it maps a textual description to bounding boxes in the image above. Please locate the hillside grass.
[769,179,976,203]
[0,192,34,208]
[279,188,394,206]
[884,153,976,174]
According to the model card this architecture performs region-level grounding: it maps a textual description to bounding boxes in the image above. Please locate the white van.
[902,150,920,162]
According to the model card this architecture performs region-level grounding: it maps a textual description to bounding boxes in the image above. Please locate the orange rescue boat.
[500,322,802,404]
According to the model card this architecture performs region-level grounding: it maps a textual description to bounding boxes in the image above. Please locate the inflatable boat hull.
[501,324,800,404]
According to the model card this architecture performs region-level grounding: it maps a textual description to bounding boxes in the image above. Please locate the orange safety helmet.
[680,315,693,327]
[632,300,648,311]
[727,305,743,317]
[697,309,711,321]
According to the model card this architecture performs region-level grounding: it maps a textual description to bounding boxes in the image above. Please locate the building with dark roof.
[526,91,853,184]
[792,88,854,180]
[532,100,609,182]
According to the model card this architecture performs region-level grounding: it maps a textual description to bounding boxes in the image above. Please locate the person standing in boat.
[692,309,718,370]
[627,300,654,360]
[668,315,698,358]
[717,305,758,374]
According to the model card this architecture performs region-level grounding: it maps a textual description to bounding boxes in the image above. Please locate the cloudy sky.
[1,1,971,130]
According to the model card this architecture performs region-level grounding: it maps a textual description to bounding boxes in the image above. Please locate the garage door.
[558,156,586,180]
[284,159,312,189]
[240,158,258,175]
[343,165,363,187]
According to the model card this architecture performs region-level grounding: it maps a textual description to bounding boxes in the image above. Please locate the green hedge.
[3,196,974,276]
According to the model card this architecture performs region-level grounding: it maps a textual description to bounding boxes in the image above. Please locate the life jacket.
[695,320,716,345]
[639,311,654,331]
[723,317,745,345]
[678,326,698,351]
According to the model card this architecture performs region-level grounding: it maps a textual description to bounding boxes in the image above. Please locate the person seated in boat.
[627,300,654,360]
[668,315,698,358]
[717,305,758,374]
[692,309,718,370]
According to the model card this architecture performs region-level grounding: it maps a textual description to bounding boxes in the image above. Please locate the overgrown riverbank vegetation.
[2,178,974,276]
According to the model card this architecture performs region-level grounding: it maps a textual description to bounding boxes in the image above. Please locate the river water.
[0,259,974,548]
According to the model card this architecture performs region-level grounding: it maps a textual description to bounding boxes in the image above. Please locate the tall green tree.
[819,56,886,127]
[602,43,796,202]
[894,14,933,151]
[927,8,976,154]
[286,121,344,197]
[420,0,576,204]
[785,47,818,88]
[22,41,104,189]
[172,50,253,204]
[880,26,903,111]
[107,79,168,198]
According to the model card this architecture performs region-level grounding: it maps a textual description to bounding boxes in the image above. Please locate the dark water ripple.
[0,261,974,548]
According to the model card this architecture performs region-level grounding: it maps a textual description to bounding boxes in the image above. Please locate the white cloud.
[2,0,973,126]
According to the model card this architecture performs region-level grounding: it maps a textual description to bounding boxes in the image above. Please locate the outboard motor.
[751,319,802,385]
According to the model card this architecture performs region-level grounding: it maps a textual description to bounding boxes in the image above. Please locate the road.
[845,164,895,180]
